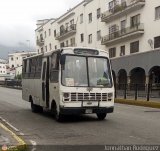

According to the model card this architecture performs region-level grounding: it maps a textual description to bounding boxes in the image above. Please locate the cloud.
[0,0,83,48]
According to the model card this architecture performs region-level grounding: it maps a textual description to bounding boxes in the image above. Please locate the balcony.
[36,39,44,47]
[56,24,76,41]
[101,24,144,46]
[101,0,145,23]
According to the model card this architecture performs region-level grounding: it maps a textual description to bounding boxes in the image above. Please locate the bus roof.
[23,47,109,60]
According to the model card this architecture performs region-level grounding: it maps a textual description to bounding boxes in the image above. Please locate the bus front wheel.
[96,113,107,120]
[55,111,64,122]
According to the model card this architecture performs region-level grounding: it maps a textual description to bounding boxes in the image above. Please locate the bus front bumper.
[59,107,114,115]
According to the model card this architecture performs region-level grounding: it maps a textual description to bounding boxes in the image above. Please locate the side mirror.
[60,55,66,65]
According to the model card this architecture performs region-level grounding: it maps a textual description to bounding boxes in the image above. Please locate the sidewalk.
[0,123,18,150]
[115,98,160,109]
[0,121,26,151]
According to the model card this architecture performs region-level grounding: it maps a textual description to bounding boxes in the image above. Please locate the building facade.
[8,51,37,77]
[35,0,160,86]
[0,59,9,81]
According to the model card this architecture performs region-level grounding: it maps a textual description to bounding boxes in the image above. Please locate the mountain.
[0,44,35,59]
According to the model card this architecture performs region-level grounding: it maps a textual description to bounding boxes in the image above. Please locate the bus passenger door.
[42,57,50,108]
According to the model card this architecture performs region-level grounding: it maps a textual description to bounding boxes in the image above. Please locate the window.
[54,30,56,37]
[97,30,101,41]
[40,34,43,41]
[49,29,51,36]
[45,46,47,52]
[97,8,101,19]
[121,20,126,33]
[11,57,13,61]
[130,41,139,53]
[109,47,116,58]
[88,34,92,43]
[120,45,125,56]
[35,57,42,78]
[155,6,160,20]
[29,58,37,78]
[55,45,57,50]
[154,36,160,48]
[60,42,65,48]
[70,38,75,46]
[17,57,18,60]
[70,19,74,25]
[80,14,83,24]
[41,47,44,53]
[80,33,84,42]
[44,31,47,38]
[65,23,69,29]
[12,65,14,68]
[131,14,140,27]
[108,1,115,12]
[66,40,68,47]
[88,13,92,23]
[49,43,52,50]
[50,52,59,82]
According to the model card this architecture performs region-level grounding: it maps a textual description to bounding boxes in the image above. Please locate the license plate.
[85,109,93,114]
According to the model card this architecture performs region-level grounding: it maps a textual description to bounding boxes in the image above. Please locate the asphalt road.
[0,87,160,147]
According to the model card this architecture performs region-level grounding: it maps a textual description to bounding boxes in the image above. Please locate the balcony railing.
[101,0,145,23]
[56,24,76,40]
[36,39,44,47]
[101,24,144,46]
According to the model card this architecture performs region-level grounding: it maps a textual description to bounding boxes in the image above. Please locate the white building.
[8,51,37,77]
[0,59,9,81]
[35,0,160,85]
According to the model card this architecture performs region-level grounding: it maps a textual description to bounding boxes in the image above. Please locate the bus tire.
[96,113,107,120]
[55,112,64,122]
[51,101,63,122]
[31,101,42,113]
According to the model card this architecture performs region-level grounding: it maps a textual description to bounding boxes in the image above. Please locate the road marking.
[129,135,144,141]
[0,116,20,132]
[0,122,26,146]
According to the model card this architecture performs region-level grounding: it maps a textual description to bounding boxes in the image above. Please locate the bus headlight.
[63,93,69,98]
[108,93,113,101]
[63,93,70,102]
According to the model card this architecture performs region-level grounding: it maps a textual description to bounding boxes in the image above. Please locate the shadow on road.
[33,111,108,123]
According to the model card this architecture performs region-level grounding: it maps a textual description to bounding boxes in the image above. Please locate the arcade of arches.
[112,66,160,86]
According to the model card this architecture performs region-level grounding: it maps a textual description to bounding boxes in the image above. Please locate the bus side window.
[22,60,27,78]
[35,57,42,78]
[50,53,59,82]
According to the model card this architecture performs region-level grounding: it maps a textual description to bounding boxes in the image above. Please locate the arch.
[117,69,127,90]
[118,69,127,84]
[130,67,146,85]
[149,66,160,84]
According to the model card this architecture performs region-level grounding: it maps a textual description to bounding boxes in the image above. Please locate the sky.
[0,0,83,50]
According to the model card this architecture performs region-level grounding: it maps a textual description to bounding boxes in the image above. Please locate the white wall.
[35,0,160,58]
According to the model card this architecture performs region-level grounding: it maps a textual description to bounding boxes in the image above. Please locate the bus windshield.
[61,55,112,88]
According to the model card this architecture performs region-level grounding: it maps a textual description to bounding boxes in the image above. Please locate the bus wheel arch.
[51,100,63,122]
[30,95,43,113]
[51,100,57,115]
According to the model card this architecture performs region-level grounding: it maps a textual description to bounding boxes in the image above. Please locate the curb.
[0,121,27,151]
[115,99,160,109]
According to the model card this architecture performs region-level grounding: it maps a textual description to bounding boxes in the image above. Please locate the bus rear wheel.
[31,101,43,113]
[96,113,107,120]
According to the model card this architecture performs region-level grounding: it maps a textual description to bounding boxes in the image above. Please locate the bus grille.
[70,93,108,101]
